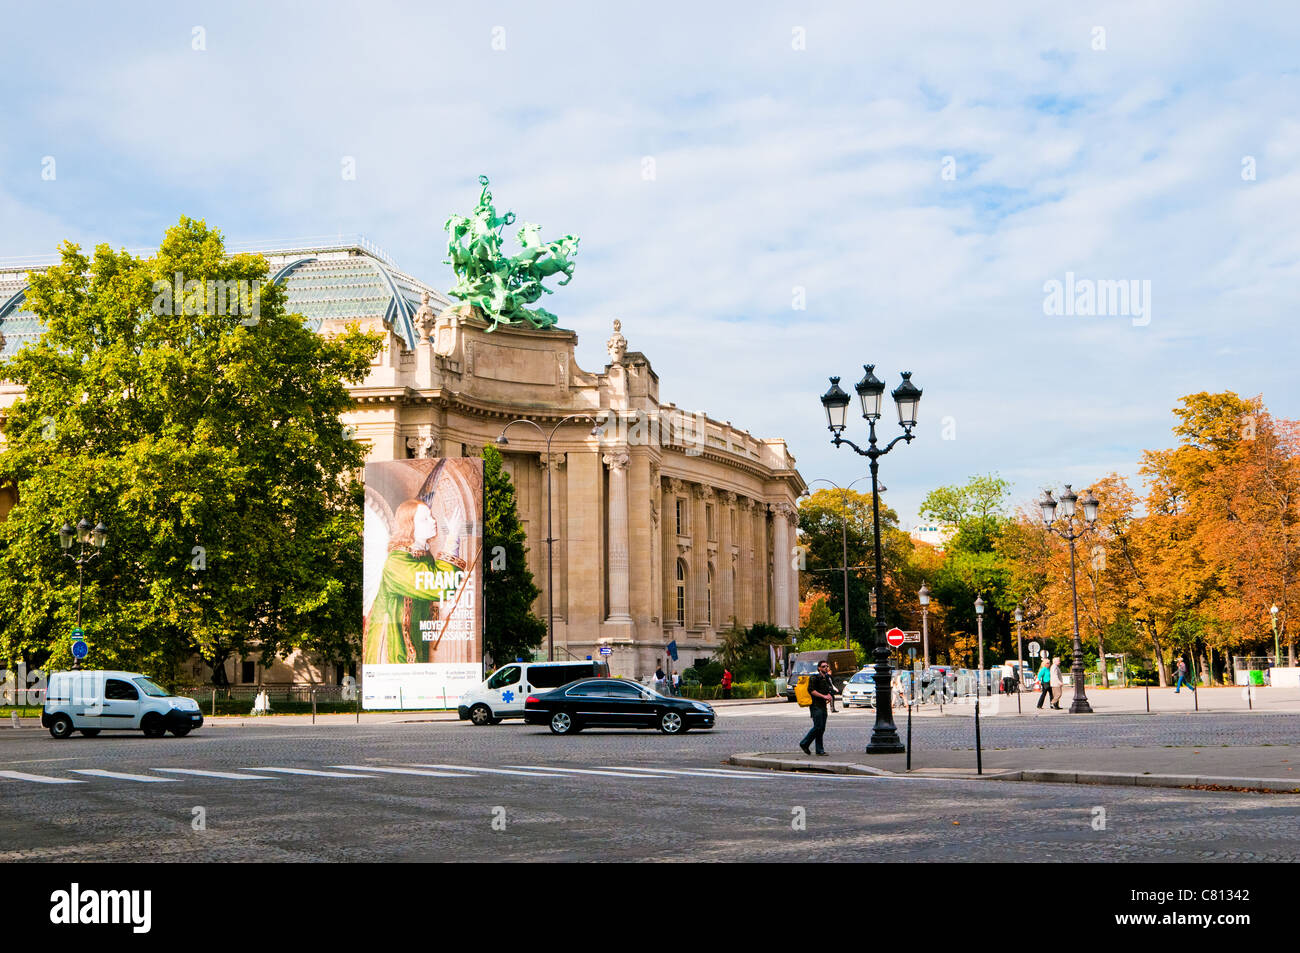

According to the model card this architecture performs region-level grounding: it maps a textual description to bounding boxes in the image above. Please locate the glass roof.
[0,247,445,359]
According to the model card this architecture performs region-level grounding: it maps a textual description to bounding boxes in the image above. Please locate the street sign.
[71,640,89,660]
[885,627,905,648]
[1028,641,1041,657]
[598,646,612,656]
[71,628,83,640]
[903,630,921,643]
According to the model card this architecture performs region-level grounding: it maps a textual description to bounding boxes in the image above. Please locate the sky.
[2,0,1298,524]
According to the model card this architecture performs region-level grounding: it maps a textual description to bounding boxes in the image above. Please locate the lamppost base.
[866,731,906,754]
[1069,697,1093,714]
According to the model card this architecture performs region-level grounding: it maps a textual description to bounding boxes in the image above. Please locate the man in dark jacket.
[799,660,835,756]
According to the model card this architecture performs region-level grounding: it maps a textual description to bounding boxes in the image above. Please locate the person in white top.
[1049,657,1064,709]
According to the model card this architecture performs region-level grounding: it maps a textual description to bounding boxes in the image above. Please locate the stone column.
[755,503,770,624]
[736,497,753,627]
[771,503,790,631]
[603,451,632,622]
[719,491,736,628]
[692,484,712,628]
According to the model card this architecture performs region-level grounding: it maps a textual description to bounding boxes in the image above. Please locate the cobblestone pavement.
[2,714,1297,862]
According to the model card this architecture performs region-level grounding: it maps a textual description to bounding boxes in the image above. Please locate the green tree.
[800,599,843,643]
[0,219,382,681]
[481,443,546,665]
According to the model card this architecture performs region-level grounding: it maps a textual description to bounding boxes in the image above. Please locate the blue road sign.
[71,640,89,659]
[598,646,612,656]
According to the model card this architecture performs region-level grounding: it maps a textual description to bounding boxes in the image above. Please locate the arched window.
[675,560,687,627]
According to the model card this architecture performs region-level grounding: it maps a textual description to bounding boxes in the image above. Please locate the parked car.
[841,666,880,708]
[523,677,715,735]
[42,670,203,739]
[458,659,610,725]
[782,649,858,701]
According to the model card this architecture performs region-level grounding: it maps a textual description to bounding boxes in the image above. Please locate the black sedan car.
[524,678,716,735]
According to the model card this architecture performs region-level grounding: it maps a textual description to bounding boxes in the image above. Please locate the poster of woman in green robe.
[363,498,459,665]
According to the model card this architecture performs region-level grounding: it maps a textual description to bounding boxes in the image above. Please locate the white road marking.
[408,764,570,778]
[70,769,177,783]
[329,765,472,777]
[250,767,376,778]
[503,764,676,778]
[0,770,83,784]
[598,765,781,779]
[153,768,275,780]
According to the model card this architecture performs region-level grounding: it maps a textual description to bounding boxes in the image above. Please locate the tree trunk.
[1098,626,1109,688]
[1199,645,1211,687]
[1150,625,1168,687]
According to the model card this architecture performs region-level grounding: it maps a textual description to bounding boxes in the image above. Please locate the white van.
[458,659,609,725]
[42,670,204,739]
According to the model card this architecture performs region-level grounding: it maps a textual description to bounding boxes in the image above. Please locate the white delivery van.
[458,659,609,725]
[42,670,204,739]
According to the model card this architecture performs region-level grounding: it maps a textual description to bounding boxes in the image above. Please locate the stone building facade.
[0,242,805,680]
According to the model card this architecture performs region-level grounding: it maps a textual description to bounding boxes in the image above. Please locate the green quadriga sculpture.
[444,175,579,332]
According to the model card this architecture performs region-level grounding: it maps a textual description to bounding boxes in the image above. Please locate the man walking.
[799,660,834,756]
[1036,656,1052,709]
[1174,656,1196,693]
[1049,655,1063,709]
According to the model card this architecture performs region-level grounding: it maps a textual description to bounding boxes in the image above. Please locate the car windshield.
[791,660,819,674]
[133,677,170,697]
[849,671,874,683]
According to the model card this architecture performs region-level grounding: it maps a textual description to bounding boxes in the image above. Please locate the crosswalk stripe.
[329,765,472,778]
[0,770,83,784]
[251,767,376,778]
[599,766,779,780]
[153,768,275,780]
[502,764,675,778]
[408,764,570,778]
[71,769,177,783]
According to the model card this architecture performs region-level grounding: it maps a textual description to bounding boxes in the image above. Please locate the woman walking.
[1036,656,1052,709]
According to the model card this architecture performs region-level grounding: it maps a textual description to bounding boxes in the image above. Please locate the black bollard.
[906,701,913,772]
[975,695,983,775]
[1145,683,1150,713]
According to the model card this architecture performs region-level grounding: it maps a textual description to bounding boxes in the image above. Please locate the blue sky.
[2,1,1298,523]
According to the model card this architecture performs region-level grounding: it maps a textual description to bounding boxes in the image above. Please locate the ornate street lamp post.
[805,476,869,650]
[820,365,922,754]
[59,517,108,670]
[497,415,600,662]
[918,582,931,669]
[1040,484,1099,713]
[974,594,985,688]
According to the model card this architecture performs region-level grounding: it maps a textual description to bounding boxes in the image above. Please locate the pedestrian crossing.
[0,761,865,787]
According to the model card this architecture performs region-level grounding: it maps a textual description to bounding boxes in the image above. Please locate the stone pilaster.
[736,497,753,627]
[602,450,632,622]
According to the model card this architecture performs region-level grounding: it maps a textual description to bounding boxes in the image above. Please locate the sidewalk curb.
[728,753,1300,793]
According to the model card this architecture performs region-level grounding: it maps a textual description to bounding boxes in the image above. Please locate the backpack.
[794,675,813,707]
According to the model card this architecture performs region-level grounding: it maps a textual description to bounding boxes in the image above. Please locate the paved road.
[3,714,1298,862]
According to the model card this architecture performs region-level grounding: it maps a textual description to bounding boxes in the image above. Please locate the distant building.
[909,522,953,551]
[0,241,805,682]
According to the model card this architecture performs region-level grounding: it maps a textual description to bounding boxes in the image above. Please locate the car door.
[101,678,142,729]
[485,665,523,715]
[591,680,655,728]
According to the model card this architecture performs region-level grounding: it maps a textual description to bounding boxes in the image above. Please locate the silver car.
[841,667,879,708]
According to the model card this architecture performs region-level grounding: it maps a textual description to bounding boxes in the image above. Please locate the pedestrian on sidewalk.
[721,668,733,699]
[1036,656,1052,709]
[1049,656,1063,709]
[654,665,666,693]
[1173,657,1196,693]
[799,660,834,756]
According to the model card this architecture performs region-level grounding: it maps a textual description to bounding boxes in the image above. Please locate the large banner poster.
[362,458,484,709]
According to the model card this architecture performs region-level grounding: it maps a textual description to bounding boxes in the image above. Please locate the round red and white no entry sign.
[886,627,905,648]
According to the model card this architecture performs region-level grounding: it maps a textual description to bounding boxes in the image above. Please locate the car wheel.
[79,728,101,737]
[141,713,167,738]
[469,704,494,726]
[170,727,191,737]
[549,711,576,735]
[658,711,684,734]
[48,714,74,740]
